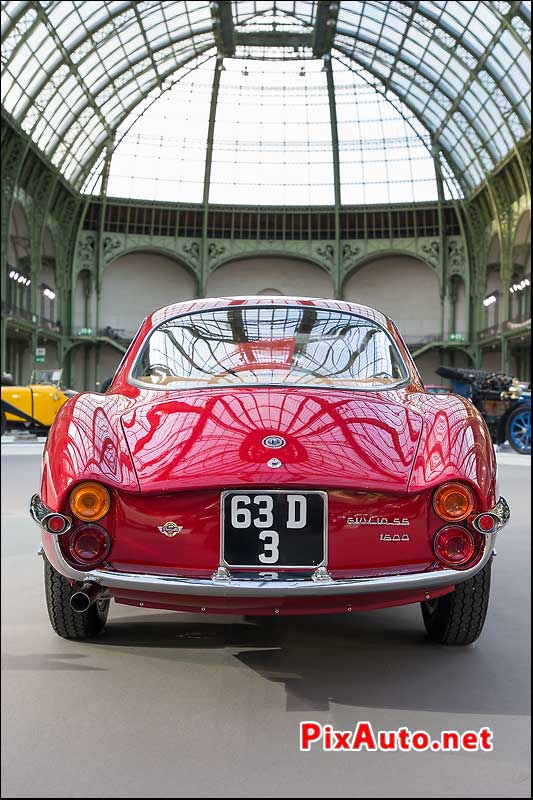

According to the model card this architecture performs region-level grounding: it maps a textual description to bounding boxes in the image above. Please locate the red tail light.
[433,526,476,568]
[474,513,497,533]
[45,514,70,534]
[68,525,111,568]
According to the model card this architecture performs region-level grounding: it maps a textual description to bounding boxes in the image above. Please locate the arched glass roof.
[100,54,445,205]
[1,1,530,196]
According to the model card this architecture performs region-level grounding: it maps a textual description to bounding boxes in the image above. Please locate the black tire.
[1,410,6,436]
[421,559,491,645]
[44,557,109,639]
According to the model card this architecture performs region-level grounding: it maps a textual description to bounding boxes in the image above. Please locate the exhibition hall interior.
[1,3,531,799]
[1,0,530,389]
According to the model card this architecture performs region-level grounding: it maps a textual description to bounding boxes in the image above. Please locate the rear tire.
[421,559,491,645]
[44,557,109,639]
[1,410,6,436]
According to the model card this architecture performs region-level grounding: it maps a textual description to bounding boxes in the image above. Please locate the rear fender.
[41,392,140,510]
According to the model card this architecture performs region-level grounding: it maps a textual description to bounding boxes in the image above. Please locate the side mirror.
[99,377,113,393]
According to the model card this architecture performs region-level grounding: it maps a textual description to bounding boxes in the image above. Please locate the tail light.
[433,482,474,522]
[43,513,71,534]
[433,526,476,568]
[69,482,111,522]
[68,524,111,568]
[473,513,498,533]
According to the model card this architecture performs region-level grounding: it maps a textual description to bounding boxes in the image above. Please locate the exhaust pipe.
[70,582,105,613]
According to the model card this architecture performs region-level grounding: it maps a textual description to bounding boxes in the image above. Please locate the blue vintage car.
[436,366,531,455]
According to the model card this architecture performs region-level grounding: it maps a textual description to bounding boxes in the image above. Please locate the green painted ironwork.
[1,3,530,389]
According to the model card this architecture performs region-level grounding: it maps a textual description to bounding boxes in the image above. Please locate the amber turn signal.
[69,482,111,522]
[433,482,474,522]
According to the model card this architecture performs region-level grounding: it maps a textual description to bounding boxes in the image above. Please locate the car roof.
[150,296,393,330]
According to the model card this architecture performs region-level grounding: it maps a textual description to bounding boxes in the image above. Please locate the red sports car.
[31,297,509,645]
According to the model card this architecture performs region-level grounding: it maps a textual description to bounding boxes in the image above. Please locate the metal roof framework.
[1,1,531,195]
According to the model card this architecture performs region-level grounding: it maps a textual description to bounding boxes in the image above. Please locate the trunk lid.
[120,387,422,494]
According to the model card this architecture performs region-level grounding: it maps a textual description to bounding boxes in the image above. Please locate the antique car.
[436,366,531,455]
[30,297,509,645]
[1,368,76,435]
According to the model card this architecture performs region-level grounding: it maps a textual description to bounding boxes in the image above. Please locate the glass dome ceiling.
[100,55,443,205]
[1,1,531,199]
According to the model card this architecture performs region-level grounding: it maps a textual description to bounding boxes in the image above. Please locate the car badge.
[267,458,283,469]
[346,516,410,526]
[262,435,286,449]
[157,521,183,537]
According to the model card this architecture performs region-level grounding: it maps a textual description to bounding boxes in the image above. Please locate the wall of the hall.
[205,257,334,297]
[99,252,197,337]
[343,255,442,341]
[70,343,125,390]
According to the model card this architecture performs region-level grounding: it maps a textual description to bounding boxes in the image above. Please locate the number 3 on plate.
[258,531,280,564]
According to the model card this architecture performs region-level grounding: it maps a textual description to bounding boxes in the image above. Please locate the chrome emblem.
[157,521,183,537]
[262,435,286,449]
[346,516,410,526]
[380,534,410,542]
[267,457,283,469]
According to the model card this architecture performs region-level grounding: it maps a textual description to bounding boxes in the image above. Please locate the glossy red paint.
[40,297,497,616]
[112,585,455,616]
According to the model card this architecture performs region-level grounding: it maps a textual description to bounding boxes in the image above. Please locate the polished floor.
[1,441,531,798]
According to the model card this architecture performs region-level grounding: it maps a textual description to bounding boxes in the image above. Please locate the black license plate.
[222,491,326,569]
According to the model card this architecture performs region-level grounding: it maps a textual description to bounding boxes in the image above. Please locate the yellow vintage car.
[1,369,76,435]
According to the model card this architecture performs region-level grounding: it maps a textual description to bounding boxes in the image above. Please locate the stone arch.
[100,250,197,337]
[206,255,335,298]
[343,254,441,344]
[208,246,333,279]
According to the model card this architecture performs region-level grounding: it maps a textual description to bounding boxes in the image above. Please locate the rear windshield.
[131,306,408,391]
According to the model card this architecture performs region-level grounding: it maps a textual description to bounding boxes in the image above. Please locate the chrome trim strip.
[30,494,50,526]
[30,494,509,599]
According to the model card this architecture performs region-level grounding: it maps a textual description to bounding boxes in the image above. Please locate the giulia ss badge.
[157,521,183,537]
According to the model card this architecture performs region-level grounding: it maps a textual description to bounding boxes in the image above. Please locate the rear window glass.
[131,306,408,391]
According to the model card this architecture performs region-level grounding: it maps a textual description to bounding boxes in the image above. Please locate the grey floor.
[1,442,531,798]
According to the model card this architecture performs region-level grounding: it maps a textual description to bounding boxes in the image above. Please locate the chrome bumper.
[30,494,510,599]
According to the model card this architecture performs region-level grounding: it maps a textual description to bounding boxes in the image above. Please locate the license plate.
[221,490,327,569]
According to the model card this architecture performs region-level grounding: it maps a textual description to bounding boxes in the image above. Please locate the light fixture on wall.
[8,270,31,286]
[483,294,497,307]
[510,278,530,293]
[43,287,55,300]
